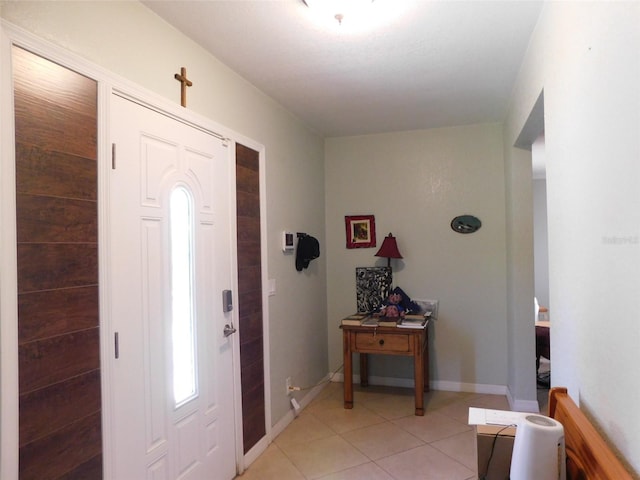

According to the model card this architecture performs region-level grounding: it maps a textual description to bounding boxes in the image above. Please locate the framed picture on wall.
[345,215,376,248]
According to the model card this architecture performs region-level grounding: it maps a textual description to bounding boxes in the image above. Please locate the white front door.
[109,93,237,480]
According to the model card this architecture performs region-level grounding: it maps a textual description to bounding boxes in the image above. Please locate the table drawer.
[354,332,410,353]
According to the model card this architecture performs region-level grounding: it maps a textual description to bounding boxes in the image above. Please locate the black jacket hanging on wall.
[296,235,320,271]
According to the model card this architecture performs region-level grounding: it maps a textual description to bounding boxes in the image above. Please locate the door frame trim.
[0,21,20,480]
[0,19,269,479]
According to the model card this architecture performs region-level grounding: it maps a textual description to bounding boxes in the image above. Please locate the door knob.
[223,323,237,337]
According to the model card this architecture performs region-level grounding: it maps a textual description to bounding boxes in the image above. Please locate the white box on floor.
[469,407,528,480]
[475,424,516,479]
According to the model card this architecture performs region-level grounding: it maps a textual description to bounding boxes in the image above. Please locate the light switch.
[268,278,276,296]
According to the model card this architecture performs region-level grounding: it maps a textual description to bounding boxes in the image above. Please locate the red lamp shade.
[375,233,403,267]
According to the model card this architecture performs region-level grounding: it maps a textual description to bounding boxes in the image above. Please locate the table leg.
[343,331,353,409]
[359,353,369,387]
[414,334,425,416]
[423,333,430,393]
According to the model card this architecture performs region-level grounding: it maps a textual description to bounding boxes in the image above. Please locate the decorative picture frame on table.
[345,215,376,249]
[356,267,392,314]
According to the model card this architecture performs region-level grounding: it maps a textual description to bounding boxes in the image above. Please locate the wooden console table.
[341,321,430,416]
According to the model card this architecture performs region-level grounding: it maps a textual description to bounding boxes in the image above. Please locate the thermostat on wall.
[282,231,295,252]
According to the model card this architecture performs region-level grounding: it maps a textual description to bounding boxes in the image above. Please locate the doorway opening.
[532,134,551,396]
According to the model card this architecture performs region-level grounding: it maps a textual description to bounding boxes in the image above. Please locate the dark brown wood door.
[235,144,266,453]
[13,46,102,480]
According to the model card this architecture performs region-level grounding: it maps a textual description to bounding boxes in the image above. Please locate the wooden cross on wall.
[174,67,192,107]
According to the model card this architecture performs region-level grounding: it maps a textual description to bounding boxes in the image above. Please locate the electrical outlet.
[285,377,292,395]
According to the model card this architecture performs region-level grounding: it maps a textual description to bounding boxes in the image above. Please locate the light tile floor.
[236,382,528,480]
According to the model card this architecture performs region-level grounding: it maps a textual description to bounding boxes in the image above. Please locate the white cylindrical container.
[509,414,566,480]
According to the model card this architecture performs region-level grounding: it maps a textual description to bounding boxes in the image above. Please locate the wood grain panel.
[14,112,96,168]
[236,143,265,453]
[16,194,97,244]
[236,216,260,242]
[236,144,260,171]
[17,244,98,293]
[14,45,102,479]
[241,367,265,452]
[13,47,96,160]
[18,286,99,344]
[57,454,103,480]
[12,48,96,118]
[19,411,102,480]
[242,401,266,452]
[19,328,100,394]
[240,358,264,392]
[239,313,263,344]
[242,405,266,454]
[16,143,96,201]
[236,242,261,269]
[238,288,262,317]
[241,378,265,409]
[236,165,260,194]
[19,370,101,446]
[238,265,261,294]
[239,337,263,370]
[236,191,261,217]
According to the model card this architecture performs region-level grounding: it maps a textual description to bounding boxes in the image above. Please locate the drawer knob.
[379,339,385,346]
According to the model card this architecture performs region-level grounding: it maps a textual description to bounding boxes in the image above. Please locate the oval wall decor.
[451,215,482,234]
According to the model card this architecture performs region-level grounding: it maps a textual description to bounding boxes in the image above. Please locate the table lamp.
[375,233,403,269]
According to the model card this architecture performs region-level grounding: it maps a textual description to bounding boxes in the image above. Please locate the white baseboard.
[331,372,507,395]
[431,379,508,395]
[270,411,295,444]
[331,373,540,412]
[506,388,541,413]
[330,372,415,389]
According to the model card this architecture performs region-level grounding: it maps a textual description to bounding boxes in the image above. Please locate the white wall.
[0,0,327,427]
[505,1,640,474]
[325,124,509,392]
[503,142,537,404]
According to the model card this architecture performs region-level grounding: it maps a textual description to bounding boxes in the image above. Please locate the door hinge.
[111,143,116,169]
[114,331,120,359]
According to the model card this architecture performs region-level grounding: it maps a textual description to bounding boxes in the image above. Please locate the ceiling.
[144,0,543,138]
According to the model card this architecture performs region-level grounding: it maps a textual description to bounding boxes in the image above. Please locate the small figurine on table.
[379,292,406,318]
